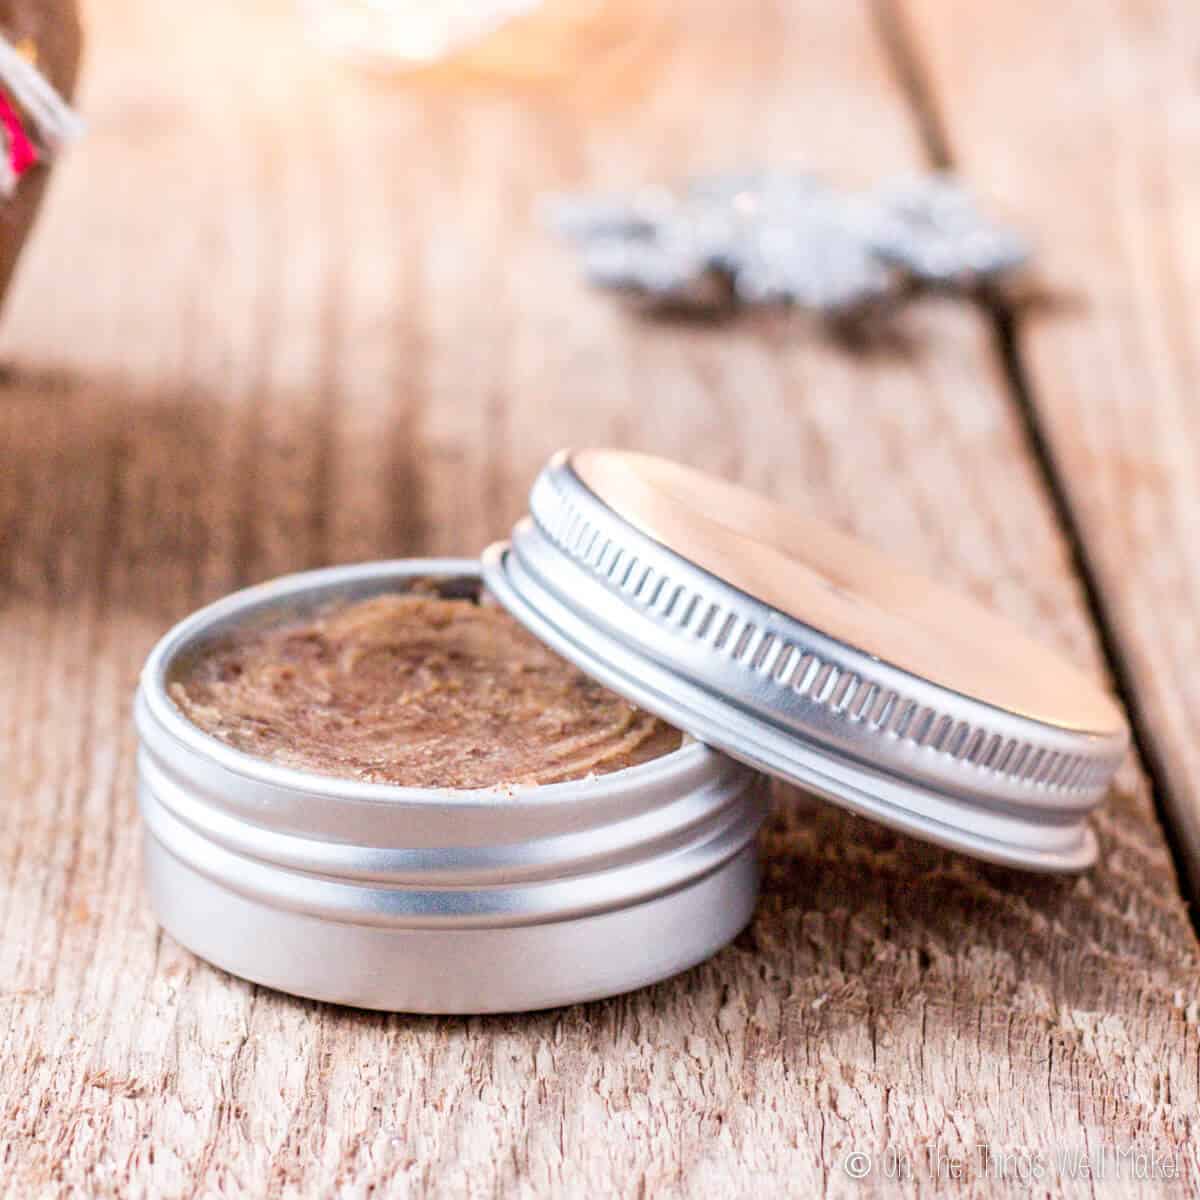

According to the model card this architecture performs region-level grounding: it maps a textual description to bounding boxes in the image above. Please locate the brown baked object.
[171,593,683,788]
[0,0,81,313]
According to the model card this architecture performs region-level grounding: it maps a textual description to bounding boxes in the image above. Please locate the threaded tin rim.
[482,451,1130,872]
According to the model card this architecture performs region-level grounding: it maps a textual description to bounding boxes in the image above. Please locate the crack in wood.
[869,0,1200,924]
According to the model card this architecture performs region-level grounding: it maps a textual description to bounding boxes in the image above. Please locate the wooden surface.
[1,0,1198,1196]
[898,0,1200,903]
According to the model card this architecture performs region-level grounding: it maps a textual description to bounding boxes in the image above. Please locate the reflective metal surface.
[136,560,765,1013]
[483,451,1131,871]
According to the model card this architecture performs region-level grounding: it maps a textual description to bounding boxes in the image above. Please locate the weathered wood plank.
[0,0,1196,1195]
[897,0,1200,902]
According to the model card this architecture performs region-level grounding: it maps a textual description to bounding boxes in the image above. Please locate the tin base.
[144,832,759,1013]
[135,559,765,1014]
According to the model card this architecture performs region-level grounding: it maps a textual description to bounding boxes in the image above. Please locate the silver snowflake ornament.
[546,170,1030,320]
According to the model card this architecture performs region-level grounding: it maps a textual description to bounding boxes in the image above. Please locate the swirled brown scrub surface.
[170,593,682,788]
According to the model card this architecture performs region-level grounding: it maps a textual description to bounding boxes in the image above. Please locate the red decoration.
[0,89,37,180]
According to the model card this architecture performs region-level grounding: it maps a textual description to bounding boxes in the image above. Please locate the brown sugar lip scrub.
[136,558,763,1013]
[169,590,681,789]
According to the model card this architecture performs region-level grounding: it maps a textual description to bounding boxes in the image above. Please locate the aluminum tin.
[482,451,1131,873]
[136,560,766,1013]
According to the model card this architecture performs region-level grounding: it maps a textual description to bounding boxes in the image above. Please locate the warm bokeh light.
[301,0,543,65]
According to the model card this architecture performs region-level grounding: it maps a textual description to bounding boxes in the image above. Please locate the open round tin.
[135,560,765,1013]
[136,450,1130,1012]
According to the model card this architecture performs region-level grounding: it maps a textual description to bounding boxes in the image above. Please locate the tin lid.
[482,450,1130,872]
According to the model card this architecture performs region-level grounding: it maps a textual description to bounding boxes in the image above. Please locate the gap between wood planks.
[869,0,1200,924]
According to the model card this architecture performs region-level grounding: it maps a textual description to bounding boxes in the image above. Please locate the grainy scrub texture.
[170,592,681,787]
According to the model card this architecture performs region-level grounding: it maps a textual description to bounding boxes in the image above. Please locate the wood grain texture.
[897,0,1200,900]
[0,0,1197,1196]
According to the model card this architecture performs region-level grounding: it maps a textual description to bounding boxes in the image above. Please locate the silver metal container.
[136,449,1132,1012]
[136,560,766,1013]
[484,451,1130,873]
